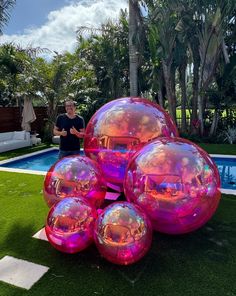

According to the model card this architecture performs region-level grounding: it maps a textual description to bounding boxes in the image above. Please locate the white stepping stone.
[32,228,48,241]
[0,256,49,290]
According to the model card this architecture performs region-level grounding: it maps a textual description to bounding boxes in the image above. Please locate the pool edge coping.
[209,154,236,158]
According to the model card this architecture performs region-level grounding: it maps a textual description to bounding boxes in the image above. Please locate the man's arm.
[70,126,85,138]
[53,126,67,137]
[69,116,85,138]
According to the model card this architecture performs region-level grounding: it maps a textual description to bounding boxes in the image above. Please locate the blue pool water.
[213,157,236,190]
[0,150,59,172]
[0,150,235,190]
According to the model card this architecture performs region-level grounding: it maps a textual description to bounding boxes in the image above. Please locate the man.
[53,100,85,159]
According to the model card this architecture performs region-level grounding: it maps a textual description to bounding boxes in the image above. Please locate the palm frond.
[0,0,15,34]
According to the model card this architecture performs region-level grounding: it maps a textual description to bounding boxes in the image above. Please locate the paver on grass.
[0,255,49,290]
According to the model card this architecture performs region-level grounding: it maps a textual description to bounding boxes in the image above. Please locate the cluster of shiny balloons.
[43,97,221,265]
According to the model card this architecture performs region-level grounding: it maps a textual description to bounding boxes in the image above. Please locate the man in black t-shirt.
[53,100,85,159]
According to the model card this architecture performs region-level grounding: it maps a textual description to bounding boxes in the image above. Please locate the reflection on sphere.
[84,97,178,189]
[43,155,107,208]
[94,202,152,265]
[45,197,97,253]
[124,137,221,234]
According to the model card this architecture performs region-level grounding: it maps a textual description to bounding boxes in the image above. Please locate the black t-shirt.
[55,114,85,151]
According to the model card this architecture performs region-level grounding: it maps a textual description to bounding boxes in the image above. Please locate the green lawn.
[198,143,236,155]
[0,169,236,296]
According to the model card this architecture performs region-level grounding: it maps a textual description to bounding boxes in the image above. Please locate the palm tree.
[128,0,147,96]
[77,13,129,99]
[0,43,48,106]
[129,0,139,96]
[0,0,15,34]
[146,0,178,123]
[0,44,28,106]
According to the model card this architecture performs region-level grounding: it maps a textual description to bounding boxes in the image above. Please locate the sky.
[1,0,128,59]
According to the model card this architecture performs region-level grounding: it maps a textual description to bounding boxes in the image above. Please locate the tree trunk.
[155,67,165,108]
[157,90,164,108]
[222,39,230,64]
[197,81,204,137]
[190,49,200,135]
[129,0,139,96]
[47,96,58,137]
[209,109,219,137]
[195,51,204,136]
[178,60,187,133]
[162,61,176,123]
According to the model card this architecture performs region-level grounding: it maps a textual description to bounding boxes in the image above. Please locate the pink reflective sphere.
[94,201,152,265]
[84,97,178,190]
[124,137,221,234]
[45,197,97,253]
[43,155,107,208]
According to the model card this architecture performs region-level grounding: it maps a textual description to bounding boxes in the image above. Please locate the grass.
[198,143,236,155]
[0,143,235,295]
[0,169,236,296]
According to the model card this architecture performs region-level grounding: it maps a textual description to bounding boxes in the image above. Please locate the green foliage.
[0,44,48,106]
[76,10,130,99]
[198,143,236,154]
[145,0,236,135]
[0,0,15,34]
[0,0,236,141]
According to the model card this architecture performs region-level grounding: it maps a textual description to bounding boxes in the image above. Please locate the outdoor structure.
[0,131,31,153]
[52,136,60,144]
[30,133,41,146]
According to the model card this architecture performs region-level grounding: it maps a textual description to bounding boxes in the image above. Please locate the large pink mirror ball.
[43,156,107,208]
[84,97,178,189]
[94,202,152,265]
[45,197,97,253]
[124,137,221,234]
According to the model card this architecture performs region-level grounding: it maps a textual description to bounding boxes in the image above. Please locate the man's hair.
[65,99,76,106]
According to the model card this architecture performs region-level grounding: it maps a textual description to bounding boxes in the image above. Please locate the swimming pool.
[0,148,235,193]
[0,148,59,175]
[212,157,236,191]
[1,149,59,171]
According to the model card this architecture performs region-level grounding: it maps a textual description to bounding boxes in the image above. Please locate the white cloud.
[0,0,128,58]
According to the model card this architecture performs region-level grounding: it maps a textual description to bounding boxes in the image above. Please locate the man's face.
[65,101,76,114]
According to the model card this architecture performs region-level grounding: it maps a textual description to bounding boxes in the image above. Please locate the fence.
[0,107,48,135]
[1,107,235,138]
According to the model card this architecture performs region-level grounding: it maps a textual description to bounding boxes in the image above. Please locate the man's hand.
[79,128,85,137]
[70,126,85,138]
[70,126,78,135]
[60,129,67,136]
